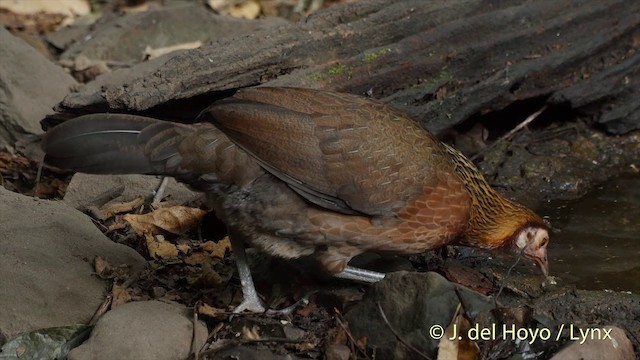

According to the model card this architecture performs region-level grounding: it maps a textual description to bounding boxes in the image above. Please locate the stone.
[0,187,145,339]
[68,301,208,360]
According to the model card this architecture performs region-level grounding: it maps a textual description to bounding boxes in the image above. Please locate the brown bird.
[42,87,549,312]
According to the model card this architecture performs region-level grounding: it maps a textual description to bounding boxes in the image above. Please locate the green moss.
[427,67,453,87]
[363,48,392,63]
[327,63,352,76]
[308,72,324,81]
[308,63,353,82]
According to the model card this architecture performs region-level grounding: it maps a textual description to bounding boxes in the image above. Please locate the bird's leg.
[333,265,386,283]
[228,232,266,313]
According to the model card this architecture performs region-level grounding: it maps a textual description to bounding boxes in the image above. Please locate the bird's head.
[510,224,549,276]
[459,199,550,277]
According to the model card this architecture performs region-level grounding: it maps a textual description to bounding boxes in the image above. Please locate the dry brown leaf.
[176,243,191,254]
[191,263,225,288]
[111,284,132,308]
[145,234,179,259]
[124,206,206,236]
[198,303,227,319]
[100,196,144,220]
[94,256,110,277]
[0,0,90,17]
[184,252,214,266]
[93,256,130,280]
[207,0,261,19]
[437,304,479,360]
[200,237,231,259]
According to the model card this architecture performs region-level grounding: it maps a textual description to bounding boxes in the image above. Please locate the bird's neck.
[441,143,529,249]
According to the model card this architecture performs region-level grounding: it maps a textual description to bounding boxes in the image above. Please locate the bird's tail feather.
[42,113,174,175]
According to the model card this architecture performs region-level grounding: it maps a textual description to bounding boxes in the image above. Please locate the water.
[544,172,640,292]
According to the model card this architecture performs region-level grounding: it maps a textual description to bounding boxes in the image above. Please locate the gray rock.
[63,173,203,210]
[0,27,76,146]
[60,4,288,63]
[550,326,635,360]
[0,187,145,339]
[68,300,208,360]
[345,271,494,359]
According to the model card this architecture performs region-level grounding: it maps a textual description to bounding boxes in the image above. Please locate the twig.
[192,305,200,360]
[335,310,370,359]
[89,295,113,325]
[376,301,432,360]
[152,176,170,207]
[493,245,528,308]
[470,106,547,161]
[198,337,304,357]
[33,155,44,198]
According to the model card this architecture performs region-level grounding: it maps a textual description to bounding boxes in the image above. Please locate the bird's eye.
[539,237,548,247]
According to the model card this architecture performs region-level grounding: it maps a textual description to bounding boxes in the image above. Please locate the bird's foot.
[265,293,313,316]
[233,296,266,314]
[233,293,313,315]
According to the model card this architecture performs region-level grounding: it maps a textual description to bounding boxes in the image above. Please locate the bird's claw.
[233,298,266,314]
[265,296,311,316]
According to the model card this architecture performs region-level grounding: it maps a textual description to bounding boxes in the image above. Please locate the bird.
[42,87,550,313]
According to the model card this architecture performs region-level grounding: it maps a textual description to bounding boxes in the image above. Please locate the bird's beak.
[524,245,549,277]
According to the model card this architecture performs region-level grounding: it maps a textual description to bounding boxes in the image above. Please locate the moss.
[327,63,352,76]
[362,48,392,63]
[308,63,353,81]
[427,67,453,88]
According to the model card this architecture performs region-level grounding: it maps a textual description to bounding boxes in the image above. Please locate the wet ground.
[545,172,640,292]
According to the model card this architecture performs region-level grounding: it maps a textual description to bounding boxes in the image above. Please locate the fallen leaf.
[145,234,179,259]
[200,237,231,259]
[207,0,261,19]
[93,256,131,280]
[98,196,144,220]
[124,206,206,236]
[176,243,191,254]
[111,284,131,308]
[198,303,227,319]
[191,263,225,288]
[0,0,90,17]
[437,304,479,360]
[184,252,214,266]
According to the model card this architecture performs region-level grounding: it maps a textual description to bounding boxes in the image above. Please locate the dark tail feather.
[42,113,163,174]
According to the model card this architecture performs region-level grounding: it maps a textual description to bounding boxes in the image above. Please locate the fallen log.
[47,0,640,134]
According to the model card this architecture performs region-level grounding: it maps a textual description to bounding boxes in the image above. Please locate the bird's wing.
[202,87,457,216]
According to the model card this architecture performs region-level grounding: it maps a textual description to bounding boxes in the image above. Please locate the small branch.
[471,106,547,161]
[152,176,170,207]
[376,301,432,360]
[335,310,370,360]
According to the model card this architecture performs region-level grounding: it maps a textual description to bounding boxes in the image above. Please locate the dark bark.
[48,0,640,134]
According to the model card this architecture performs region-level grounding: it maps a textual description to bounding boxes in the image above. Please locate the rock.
[0,187,145,339]
[211,346,304,360]
[550,326,635,360]
[532,289,640,352]
[63,173,203,209]
[0,27,76,146]
[345,271,494,359]
[68,300,208,360]
[60,3,288,64]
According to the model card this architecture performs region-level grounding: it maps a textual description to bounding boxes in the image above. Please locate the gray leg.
[333,265,385,283]
[228,233,266,313]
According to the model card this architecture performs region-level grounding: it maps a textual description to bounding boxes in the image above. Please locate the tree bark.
[50,0,640,134]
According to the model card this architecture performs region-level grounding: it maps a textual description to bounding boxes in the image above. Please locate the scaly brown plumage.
[42,87,549,312]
